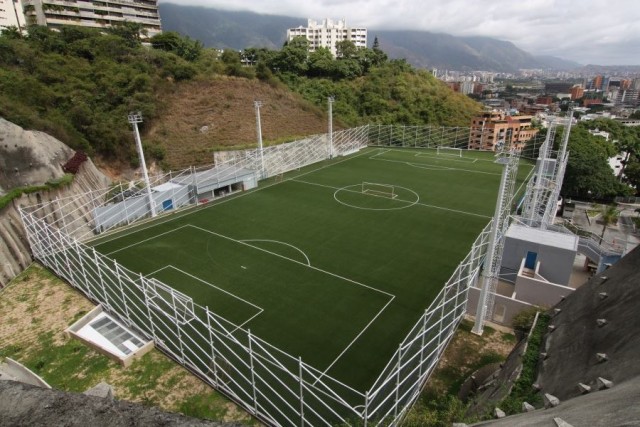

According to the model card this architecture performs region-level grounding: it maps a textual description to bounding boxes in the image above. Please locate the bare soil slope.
[147,77,330,169]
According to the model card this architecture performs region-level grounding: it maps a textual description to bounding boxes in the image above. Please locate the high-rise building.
[570,85,584,100]
[0,0,26,32]
[468,111,539,152]
[287,18,367,58]
[21,0,161,38]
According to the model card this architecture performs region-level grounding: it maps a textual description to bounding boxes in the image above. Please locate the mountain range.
[158,3,580,72]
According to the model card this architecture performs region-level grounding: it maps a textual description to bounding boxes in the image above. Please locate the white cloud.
[163,0,640,64]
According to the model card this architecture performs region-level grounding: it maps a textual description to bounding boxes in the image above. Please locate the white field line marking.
[89,148,373,248]
[149,264,264,333]
[413,152,477,165]
[103,224,190,256]
[292,179,491,219]
[368,148,391,159]
[240,239,311,266]
[190,223,398,375]
[379,147,497,163]
[314,294,395,385]
[188,224,394,298]
[371,156,502,176]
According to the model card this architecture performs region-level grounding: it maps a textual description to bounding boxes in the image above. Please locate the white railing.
[19,124,494,426]
[368,124,546,160]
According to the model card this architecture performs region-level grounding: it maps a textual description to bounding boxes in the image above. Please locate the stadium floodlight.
[128,112,156,218]
[328,96,335,158]
[254,101,265,178]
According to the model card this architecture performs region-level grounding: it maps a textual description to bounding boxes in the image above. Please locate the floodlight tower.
[328,96,335,158]
[128,112,156,218]
[472,147,520,335]
[254,101,265,178]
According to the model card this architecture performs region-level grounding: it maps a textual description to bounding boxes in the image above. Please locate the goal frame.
[436,146,463,158]
[361,182,397,199]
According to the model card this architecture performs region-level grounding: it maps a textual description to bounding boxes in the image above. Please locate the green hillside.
[0,25,481,170]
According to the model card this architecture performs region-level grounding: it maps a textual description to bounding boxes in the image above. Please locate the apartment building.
[21,0,161,37]
[287,18,367,58]
[0,0,26,32]
[468,111,539,152]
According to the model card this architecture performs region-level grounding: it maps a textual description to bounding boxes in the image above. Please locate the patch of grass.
[0,174,74,210]
[121,352,175,398]
[501,332,516,343]
[0,344,23,359]
[177,392,229,422]
[20,332,116,392]
[499,313,550,414]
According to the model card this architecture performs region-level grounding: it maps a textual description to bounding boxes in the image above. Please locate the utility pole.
[128,112,156,218]
[254,101,265,178]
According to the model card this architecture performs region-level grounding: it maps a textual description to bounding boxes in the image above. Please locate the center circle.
[333,184,420,211]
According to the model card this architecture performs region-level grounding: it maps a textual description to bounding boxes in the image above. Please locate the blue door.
[524,251,537,270]
[162,199,174,211]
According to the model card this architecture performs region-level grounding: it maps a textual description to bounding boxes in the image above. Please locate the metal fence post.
[299,357,305,426]
[141,274,156,341]
[394,343,402,417]
[206,307,219,386]
[363,390,369,427]
[248,330,258,416]
[419,309,428,377]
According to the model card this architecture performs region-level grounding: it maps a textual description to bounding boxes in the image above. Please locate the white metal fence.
[367,124,546,160]
[20,125,494,426]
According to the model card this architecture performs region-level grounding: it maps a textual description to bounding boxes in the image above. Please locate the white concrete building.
[0,0,26,32]
[21,0,161,38]
[287,18,367,58]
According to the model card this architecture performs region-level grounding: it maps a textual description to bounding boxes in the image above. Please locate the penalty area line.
[313,293,396,386]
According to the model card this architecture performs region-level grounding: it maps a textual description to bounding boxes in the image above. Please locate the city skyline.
[163,0,640,66]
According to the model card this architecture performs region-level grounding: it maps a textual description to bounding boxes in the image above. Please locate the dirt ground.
[421,319,516,400]
[0,264,257,425]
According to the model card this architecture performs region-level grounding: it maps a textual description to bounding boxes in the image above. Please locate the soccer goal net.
[361,182,397,199]
[436,146,463,158]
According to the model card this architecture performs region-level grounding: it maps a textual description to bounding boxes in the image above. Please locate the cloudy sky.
[165,0,640,65]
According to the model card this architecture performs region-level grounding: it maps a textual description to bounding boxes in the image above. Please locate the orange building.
[570,86,584,100]
[468,111,539,152]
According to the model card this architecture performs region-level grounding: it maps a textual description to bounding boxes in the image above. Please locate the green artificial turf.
[90,147,533,393]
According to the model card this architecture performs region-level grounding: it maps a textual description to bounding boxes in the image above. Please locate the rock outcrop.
[0,118,110,287]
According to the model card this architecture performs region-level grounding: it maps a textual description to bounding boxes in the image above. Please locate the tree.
[335,40,357,59]
[268,36,309,75]
[561,126,627,199]
[0,26,22,40]
[307,47,334,78]
[150,31,202,61]
[599,204,620,242]
[371,36,388,66]
[107,22,145,48]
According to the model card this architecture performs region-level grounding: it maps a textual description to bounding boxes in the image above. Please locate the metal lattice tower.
[473,149,520,335]
[521,109,574,229]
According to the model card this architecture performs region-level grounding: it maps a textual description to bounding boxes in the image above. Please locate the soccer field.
[90,147,533,392]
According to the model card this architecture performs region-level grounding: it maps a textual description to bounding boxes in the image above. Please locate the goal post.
[361,182,397,199]
[436,146,463,158]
